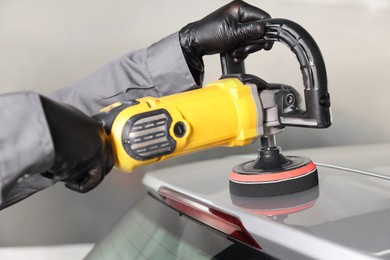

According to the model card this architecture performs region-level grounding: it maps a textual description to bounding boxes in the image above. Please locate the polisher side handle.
[264,18,331,128]
[220,18,331,128]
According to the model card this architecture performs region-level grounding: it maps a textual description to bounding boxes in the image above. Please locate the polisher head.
[229,147,319,197]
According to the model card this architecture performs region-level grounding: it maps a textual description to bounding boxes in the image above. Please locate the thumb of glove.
[65,163,105,193]
[233,21,265,42]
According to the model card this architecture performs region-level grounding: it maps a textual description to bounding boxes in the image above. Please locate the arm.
[0,92,55,209]
[50,33,199,116]
[0,92,113,209]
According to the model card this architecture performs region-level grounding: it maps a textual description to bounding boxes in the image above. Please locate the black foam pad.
[229,169,318,197]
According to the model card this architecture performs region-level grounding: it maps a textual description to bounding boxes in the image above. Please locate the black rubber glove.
[40,95,114,193]
[179,0,272,83]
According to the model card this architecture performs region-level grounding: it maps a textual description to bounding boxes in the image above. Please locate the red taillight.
[158,186,261,249]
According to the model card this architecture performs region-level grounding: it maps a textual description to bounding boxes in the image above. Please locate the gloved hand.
[179,0,272,81]
[39,95,114,193]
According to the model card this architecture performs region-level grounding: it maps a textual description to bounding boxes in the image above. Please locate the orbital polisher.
[94,19,331,198]
[227,19,331,197]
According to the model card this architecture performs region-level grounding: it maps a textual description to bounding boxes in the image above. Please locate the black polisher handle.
[220,18,331,128]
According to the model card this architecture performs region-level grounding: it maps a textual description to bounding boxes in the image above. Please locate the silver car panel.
[142,143,390,259]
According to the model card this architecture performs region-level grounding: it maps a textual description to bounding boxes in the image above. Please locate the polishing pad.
[230,186,319,217]
[229,147,318,197]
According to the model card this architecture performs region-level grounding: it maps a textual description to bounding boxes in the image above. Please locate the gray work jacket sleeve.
[51,32,199,115]
[0,92,56,209]
[0,32,201,209]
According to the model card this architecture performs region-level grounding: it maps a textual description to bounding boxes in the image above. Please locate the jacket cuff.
[147,32,203,96]
[0,92,54,191]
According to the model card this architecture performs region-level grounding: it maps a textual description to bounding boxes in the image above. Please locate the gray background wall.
[1,0,390,247]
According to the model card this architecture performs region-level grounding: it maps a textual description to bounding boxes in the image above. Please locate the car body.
[85,143,390,259]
